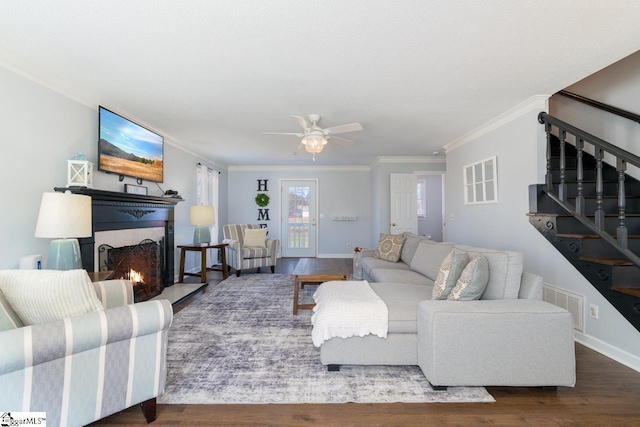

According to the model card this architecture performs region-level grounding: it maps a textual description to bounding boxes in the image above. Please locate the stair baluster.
[559,129,567,201]
[545,121,553,191]
[576,138,585,216]
[617,158,628,249]
[595,148,605,230]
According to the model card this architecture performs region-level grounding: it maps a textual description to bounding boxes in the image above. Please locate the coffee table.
[291,258,350,315]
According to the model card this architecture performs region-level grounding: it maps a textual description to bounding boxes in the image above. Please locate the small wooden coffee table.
[291,258,350,315]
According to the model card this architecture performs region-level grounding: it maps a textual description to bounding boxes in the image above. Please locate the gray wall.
[369,160,446,247]
[0,66,226,275]
[227,167,371,257]
[445,103,640,370]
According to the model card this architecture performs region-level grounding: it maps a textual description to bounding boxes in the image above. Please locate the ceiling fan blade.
[263,132,305,137]
[329,135,354,146]
[323,122,363,135]
[290,115,310,130]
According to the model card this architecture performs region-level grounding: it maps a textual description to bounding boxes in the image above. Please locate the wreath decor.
[255,193,270,207]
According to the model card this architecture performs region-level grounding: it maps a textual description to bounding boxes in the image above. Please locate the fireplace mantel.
[54,187,184,289]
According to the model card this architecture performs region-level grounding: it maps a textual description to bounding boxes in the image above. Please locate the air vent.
[543,284,584,333]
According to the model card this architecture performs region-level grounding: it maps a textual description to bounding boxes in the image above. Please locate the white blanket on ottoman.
[311,280,388,347]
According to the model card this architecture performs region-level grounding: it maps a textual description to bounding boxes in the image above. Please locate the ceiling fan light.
[301,134,327,154]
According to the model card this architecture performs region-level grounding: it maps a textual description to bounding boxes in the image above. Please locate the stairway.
[529,119,640,333]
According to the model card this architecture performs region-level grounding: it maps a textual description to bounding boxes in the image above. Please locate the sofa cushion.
[0,289,23,331]
[447,255,490,301]
[374,233,406,262]
[0,269,104,326]
[400,232,430,265]
[453,244,524,300]
[370,282,432,333]
[362,256,411,278]
[369,268,434,287]
[410,240,456,281]
[432,250,469,300]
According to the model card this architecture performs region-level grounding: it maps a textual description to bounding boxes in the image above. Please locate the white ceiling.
[2,1,640,167]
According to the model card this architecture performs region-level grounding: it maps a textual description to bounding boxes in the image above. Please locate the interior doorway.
[417,173,444,242]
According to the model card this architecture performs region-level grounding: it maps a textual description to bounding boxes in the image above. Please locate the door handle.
[391,223,396,227]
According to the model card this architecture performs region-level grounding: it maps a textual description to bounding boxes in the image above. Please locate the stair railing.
[538,111,640,267]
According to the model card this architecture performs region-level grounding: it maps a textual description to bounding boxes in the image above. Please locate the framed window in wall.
[464,156,497,205]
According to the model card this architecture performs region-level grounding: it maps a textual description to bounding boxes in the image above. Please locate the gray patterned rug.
[158,274,494,404]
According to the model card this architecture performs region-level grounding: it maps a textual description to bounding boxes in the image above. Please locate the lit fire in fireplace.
[126,269,144,286]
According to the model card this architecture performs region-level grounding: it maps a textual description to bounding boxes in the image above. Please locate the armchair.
[223,224,280,276]
[0,271,172,427]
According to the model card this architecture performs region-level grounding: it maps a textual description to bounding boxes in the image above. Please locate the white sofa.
[316,233,576,389]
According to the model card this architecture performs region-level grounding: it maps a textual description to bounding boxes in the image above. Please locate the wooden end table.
[291,258,350,315]
[178,243,228,283]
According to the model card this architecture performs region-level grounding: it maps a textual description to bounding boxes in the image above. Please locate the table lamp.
[35,191,92,270]
[190,205,215,245]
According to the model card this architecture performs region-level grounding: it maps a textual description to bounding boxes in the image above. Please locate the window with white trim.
[464,156,497,204]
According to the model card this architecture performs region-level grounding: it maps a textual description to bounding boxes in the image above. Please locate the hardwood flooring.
[91,258,640,426]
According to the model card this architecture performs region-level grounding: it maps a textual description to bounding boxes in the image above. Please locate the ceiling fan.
[264,114,363,161]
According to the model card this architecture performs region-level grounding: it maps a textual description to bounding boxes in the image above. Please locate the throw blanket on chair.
[311,280,388,347]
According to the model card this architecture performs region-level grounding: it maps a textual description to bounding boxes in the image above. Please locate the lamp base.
[193,225,211,245]
[47,238,83,270]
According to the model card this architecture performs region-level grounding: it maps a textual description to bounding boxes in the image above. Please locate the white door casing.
[390,173,418,234]
[281,180,317,257]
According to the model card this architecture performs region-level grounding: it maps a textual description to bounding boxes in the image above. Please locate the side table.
[178,243,229,283]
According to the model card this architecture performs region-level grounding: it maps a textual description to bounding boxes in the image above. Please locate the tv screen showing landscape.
[98,106,164,183]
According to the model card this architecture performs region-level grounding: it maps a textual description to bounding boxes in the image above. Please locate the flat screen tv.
[98,106,164,183]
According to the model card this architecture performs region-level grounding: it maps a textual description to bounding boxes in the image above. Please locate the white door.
[390,173,418,234]
[281,180,317,257]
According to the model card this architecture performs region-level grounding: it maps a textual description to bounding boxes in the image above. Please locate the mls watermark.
[0,412,46,426]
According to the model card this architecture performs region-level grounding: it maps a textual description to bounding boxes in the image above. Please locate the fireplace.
[55,187,182,301]
[99,238,165,302]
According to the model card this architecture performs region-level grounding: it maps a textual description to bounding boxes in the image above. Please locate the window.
[417,178,426,219]
[464,156,497,204]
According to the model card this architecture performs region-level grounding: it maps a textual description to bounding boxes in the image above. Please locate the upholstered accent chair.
[223,224,280,276]
[0,270,172,427]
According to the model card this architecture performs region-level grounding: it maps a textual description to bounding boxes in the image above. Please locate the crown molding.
[369,156,445,168]
[227,164,371,172]
[443,95,550,153]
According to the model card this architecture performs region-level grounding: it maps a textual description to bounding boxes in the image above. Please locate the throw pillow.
[447,255,490,301]
[373,233,406,262]
[243,228,267,248]
[0,269,104,326]
[432,250,469,300]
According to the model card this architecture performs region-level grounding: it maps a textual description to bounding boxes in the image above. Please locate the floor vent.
[543,284,584,333]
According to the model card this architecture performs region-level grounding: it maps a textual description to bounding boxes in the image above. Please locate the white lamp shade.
[190,205,215,226]
[35,192,92,238]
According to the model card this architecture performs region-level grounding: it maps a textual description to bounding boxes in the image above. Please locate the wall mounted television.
[98,106,164,183]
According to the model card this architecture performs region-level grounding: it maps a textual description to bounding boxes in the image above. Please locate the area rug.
[158,274,494,404]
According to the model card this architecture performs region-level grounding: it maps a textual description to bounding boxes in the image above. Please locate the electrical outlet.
[589,303,599,320]
[347,242,352,248]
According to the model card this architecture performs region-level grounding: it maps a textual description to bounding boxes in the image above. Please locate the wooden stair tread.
[556,233,640,239]
[580,256,634,266]
[612,286,640,298]
[527,212,640,218]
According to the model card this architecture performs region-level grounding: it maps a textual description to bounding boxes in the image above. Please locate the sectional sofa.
[315,233,576,389]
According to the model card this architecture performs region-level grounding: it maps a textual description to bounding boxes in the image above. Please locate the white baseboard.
[317,253,353,259]
[575,331,640,373]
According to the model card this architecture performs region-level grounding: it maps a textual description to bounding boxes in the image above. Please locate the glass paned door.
[281,180,317,257]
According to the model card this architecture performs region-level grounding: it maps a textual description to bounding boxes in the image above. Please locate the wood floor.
[91,258,640,426]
